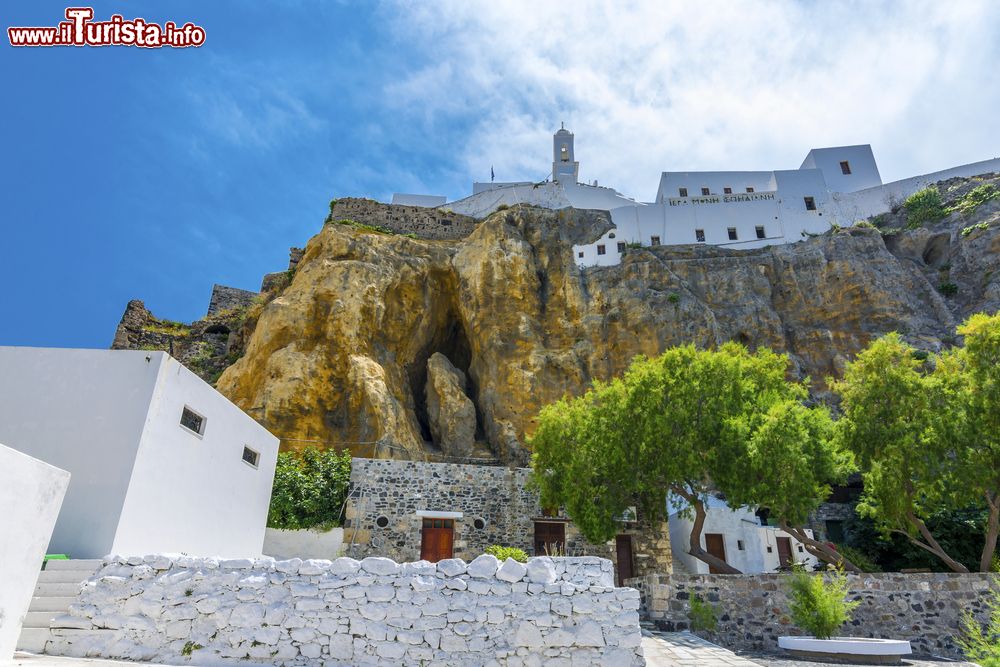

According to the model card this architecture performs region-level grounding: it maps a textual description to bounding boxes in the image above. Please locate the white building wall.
[112,354,279,558]
[800,145,882,193]
[0,347,159,559]
[262,527,345,560]
[656,171,776,202]
[0,444,70,659]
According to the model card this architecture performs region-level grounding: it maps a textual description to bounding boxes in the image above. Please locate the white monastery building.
[394,126,1000,267]
[0,347,279,559]
[667,495,820,575]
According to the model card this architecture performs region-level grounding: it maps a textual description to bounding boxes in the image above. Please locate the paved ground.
[4,655,174,667]
[641,632,978,667]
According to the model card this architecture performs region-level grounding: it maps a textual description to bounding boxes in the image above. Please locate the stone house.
[343,458,671,585]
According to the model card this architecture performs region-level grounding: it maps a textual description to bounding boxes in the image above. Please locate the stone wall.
[48,554,644,666]
[343,458,671,584]
[329,198,479,240]
[628,572,1000,659]
[207,284,258,317]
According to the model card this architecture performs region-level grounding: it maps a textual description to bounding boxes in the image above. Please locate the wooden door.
[533,521,566,556]
[615,535,635,586]
[420,518,454,562]
[705,533,727,574]
[776,536,792,568]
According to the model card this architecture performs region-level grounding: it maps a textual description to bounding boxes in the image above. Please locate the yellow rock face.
[217,206,975,464]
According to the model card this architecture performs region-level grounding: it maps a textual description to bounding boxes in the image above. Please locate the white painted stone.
[467,554,501,578]
[437,558,467,577]
[297,558,331,575]
[497,558,528,583]
[329,557,361,576]
[361,556,400,576]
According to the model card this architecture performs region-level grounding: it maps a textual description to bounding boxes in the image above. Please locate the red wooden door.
[420,518,454,562]
[705,533,727,574]
[776,536,792,568]
[615,535,635,585]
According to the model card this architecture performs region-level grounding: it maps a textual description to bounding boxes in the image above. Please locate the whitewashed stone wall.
[48,554,644,666]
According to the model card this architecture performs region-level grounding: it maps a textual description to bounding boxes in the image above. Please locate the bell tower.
[552,122,579,184]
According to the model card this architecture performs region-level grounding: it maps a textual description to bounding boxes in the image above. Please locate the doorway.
[776,536,792,568]
[615,535,635,585]
[705,533,727,574]
[420,518,454,562]
[533,521,566,556]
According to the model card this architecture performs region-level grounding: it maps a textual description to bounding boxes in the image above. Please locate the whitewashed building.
[400,126,1000,267]
[0,347,279,559]
[668,495,819,575]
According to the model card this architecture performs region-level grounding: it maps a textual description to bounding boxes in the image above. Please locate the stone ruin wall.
[47,554,644,666]
[329,198,479,240]
[343,458,671,583]
[628,571,1000,659]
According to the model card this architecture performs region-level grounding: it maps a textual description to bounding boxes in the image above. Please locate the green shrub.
[668,293,680,304]
[938,282,959,297]
[853,220,877,229]
[958,586,1000,667]
[962,222,991,237]
[689,593,718,633]
[950,184,998,216]
[267,447,352,530]
[832,544,882,572]
[787,567,859,639]
[903,188,947,228]
[485,545,528,562]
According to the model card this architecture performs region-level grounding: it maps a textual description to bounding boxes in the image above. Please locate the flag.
[491,165,494,182]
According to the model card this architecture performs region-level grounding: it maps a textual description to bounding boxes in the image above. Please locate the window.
[840,160,851,175]
[724,187,732,194]
[608,232,616,239]
[766,545,773,553]
[701,187,710,196]
[755,225,766,239]
[678,187,688,197]
[746,187,755,193]
[180,407,205,435]
[727,228,738,241]
[804,196,817,211]
[375,515,389,528]
[695,229,706,243]
[797,545,804,553]
[737,540,745,551]
[241,446,259,468]
[650,236,661,246]
[578,251,584,258]
[473,518,486,530]
[597,244,606,255]
[617,242,626,253]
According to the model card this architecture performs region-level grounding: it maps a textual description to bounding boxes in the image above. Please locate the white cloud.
[385,0,1000,200]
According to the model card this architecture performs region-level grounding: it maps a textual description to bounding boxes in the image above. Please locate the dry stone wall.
[48,554,644,666]
[629,572,1000,659]
[329,198,479,240]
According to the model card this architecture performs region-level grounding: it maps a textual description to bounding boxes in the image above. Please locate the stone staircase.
[17,559,101,653]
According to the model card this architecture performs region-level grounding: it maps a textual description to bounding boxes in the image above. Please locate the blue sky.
[2,1,999,348]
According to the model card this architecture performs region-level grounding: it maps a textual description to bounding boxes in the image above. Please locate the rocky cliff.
[117,175,1000,465]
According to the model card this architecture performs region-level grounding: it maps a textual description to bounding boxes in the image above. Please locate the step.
[33,582,84,598]
[43,558,103,572]
[16,627,50,653]
[28,596,77,612]
[22,610,58,629]
[37,569,93,584]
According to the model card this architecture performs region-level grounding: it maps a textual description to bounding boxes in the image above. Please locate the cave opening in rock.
[406,310,477,446]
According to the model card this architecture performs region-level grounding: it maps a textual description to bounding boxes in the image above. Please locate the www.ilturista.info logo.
[8,7,205,48]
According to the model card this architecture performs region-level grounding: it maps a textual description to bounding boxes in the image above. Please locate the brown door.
[705,533,727,574]
[776,536,792,568]
[533,521,566,556]
[615,535,635,586]
[420,518,454,562]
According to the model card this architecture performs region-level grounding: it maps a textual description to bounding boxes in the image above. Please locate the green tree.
[531,343,854,573]
[787,566,860,639]
[267,447,352,530]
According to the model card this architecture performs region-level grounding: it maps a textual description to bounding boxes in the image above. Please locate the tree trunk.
[778,522,862,573]
[671,485,743,574]
[904,511,970,573]
[979,492,1000,573]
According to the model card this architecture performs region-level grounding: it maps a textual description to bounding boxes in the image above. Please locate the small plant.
[938,282,959,297]
[496,203,510,211]
[962,222,991,237]
[853,220,876,229]
[485,545,529,563]
[787,566,859,640]
[903,187,947,228]
[667,293,680,304]
[957,586,1000,667]
[181,641,203,656]
[688,593,718,633]
[542,542,566,557]
[184,588,193,597]
[950,183,998,216]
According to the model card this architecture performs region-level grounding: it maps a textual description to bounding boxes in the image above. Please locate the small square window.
[755,226,766,239]
[767,546,773,553]
[737,540,745,551]
[678,187,688,197]
[597,245,606,255]
[617,242,626,253]
[727,228,738,241]
[242,446,260,468]
[804,196,817,211]
[797,545,804,553]
[840,160,851,175]
[578,251,584,258]
[746,187,755,193]
[724,187,732,194]
[650,236,661,246]
[701,187,710,196]
[695,229,705,243]
[180,407,205,436]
